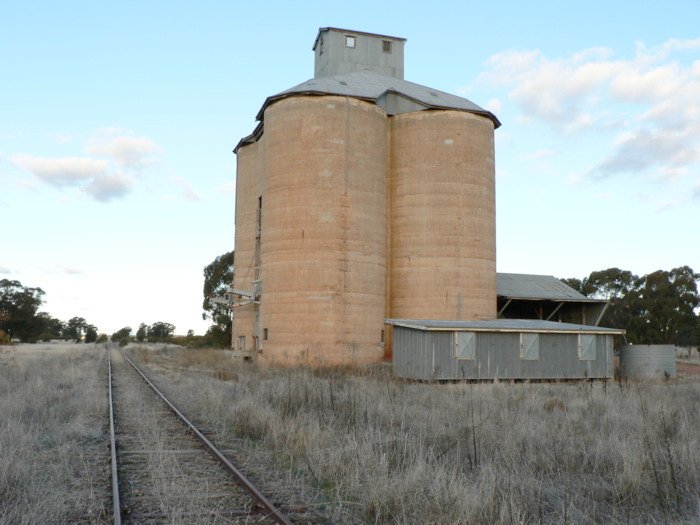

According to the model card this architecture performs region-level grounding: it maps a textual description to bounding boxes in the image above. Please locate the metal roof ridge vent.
[313,27,406,80]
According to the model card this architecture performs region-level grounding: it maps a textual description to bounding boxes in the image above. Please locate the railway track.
[108,349,293,524]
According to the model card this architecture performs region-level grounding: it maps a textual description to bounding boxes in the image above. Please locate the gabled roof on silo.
[255,70,500,126]
[497,273,605,303]
[235,70,500,152]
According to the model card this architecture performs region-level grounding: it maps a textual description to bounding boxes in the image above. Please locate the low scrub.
[131,346,700,524]
[0,344,109,523]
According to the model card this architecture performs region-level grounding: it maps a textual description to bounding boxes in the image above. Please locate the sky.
[1,1,698,335]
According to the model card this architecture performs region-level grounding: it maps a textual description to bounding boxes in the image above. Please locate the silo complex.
[232,28,500,365]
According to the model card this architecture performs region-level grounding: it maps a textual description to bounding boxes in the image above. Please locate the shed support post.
[497,298,512,318]
[546,302,565,321]
[593,302,610,327]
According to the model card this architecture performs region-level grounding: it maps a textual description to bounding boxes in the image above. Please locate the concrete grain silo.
[259,96,388,364]
[389,110,497,321]
[232,28,500,365]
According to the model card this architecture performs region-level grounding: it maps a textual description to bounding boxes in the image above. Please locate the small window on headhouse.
[381,330,384,343]
[383,40,392,53]
[345,35,356,48]
[263,328,268,341]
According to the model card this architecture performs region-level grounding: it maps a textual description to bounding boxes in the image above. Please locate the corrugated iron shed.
[388,318,623,380]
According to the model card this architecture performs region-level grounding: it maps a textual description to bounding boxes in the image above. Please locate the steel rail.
[120,351,292,525]
[108,351,122,525]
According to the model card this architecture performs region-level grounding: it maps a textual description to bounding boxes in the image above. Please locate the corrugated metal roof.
[497,273,604,302]
[259,70,500,126]
[235,70,500,152]
[385,318,625,334]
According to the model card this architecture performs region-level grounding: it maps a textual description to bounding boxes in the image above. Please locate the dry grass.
[0,343,110,524]
[3,342,698,524]
[130,345,700,524]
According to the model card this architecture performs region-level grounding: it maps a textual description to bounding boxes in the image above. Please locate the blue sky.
[1,1,698,335]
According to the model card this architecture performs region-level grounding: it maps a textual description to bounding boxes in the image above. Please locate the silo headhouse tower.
[232,28,501,365]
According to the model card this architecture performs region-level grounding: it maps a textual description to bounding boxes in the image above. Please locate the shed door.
[578,334,596,360]
[520,333,539,360]
[454,332,476,360]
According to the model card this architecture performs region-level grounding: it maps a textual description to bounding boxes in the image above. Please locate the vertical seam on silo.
[344,96,350,194]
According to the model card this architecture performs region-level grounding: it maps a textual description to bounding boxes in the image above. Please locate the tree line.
[7,258,695,350]
[0,278,176,345]
[562,266,699,346]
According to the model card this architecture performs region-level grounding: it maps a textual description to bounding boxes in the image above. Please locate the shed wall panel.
[393,326,614,380]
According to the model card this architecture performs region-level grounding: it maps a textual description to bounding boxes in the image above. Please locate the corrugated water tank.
[620,345,676,379]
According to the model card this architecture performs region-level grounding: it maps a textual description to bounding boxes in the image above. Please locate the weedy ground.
[129,345,700,525]
[0,343,110,524]
[2,343,698,524]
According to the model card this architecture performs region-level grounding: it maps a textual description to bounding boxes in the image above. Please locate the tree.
[111,326,132,344]
[625,266,699,345]
[63,317,88,342]
[202,251,233,347]
[560,277,585,294]
[136,323,148,342]
[84,325,98,343]
[0,279,45,341]
[148,322,175,341]
[564,266,699,346]
[34,312,65,341]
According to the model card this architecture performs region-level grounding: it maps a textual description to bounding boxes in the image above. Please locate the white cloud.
[0,265,10,274]
[58,266,82,275]
[481,38,700,181]
[11,128,161,203]
[527,149,556,160]
[693,185,700,202]
[50,133,74,144]
[87,130,159,169]
[217,181,236,194]
[594,126,700,176]
[172,177,201,202]
[84,172,133,202]
[484,98,502,113]
[11,154,107,186]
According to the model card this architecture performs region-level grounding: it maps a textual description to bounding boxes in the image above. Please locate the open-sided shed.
[497,273,608,325]
[387,319,624,381]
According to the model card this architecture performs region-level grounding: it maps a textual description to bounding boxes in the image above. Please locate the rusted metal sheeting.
[392,325,614,380]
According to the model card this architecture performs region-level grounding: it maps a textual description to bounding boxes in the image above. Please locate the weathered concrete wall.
[258,96,387,365]
[231,140,261,356]
[389,110,497,321]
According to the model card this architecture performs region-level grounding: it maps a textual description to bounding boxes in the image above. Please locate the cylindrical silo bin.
[259,95,388,365]
[620,345,676,379]
[231,140,262,357]
[389,110,497,321]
